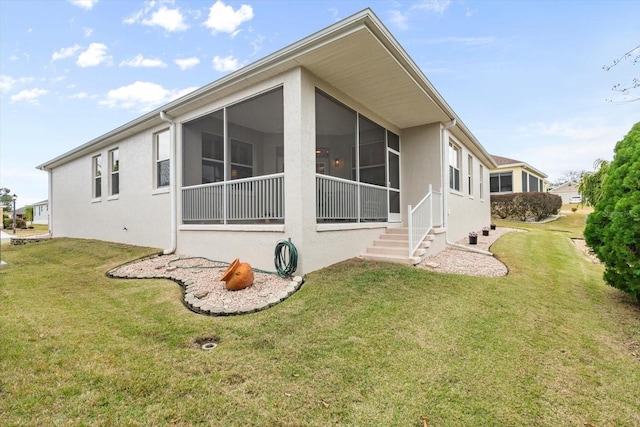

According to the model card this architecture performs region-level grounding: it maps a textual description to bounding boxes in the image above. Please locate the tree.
[0,188,12,211]
[584,122,640,302]
[603,44,639,103]
[553,170,585,187]
[578,159,609,206]
[24,206,34,226]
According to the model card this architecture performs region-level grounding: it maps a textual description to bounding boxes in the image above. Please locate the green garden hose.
[274,239,298,278]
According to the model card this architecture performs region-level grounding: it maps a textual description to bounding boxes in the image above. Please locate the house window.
[529,174,539,192]
[522,171,528,192]
[479,164,484,199]
[448,142,460,191]
[109,148,119,196]
[467,155,473,196]
[490,172,513,193]
[156,130,170,188]
[92,155,102,198]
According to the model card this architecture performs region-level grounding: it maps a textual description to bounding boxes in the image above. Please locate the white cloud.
[388,10,409,30]
[70,92,95,99]
[212,55,240,72]
[204,0,253,36]
[145,6,188,31]
[10,88,48,104]
[120,54,167,68]
[124,2,188,32]
[175,57,200,70]
[68,0,98,10]
[0,75,33,92]
[250,34,265,56]
[76,43,111,67]
[411,0,452,14]
[52,44,81,61]
[513,120,632,181]
[99,81,197,111]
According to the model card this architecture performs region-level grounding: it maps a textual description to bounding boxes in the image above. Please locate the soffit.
[296,27,448,129]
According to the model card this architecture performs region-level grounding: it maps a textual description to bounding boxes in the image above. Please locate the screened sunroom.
[181,87,285,224]
[315,89,401,224]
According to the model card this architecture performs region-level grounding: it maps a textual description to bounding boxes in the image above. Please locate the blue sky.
[1,0,638,207]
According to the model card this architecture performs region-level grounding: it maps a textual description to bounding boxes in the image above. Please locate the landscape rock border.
[107,254,305,316]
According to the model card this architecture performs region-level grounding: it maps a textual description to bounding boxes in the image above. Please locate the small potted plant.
[490,223,496,230]
[482,226,490,236]
[468,231,478,245]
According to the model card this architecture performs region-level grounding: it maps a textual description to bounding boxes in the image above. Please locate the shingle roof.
[491,155,522,166]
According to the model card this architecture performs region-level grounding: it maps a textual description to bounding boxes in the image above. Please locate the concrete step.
[379,233,408,241]
[360,253,420,265]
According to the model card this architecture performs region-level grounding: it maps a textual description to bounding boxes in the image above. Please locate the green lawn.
[1,215,639,426]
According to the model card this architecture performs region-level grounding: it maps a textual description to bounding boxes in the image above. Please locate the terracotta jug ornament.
[221,258,254,291]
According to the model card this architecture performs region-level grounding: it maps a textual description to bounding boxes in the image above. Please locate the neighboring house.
[549,181,580,204]
[37,9,496,275]
[490,155,548,194]
[32,200,49,225]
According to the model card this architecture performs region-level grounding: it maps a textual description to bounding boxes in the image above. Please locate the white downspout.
[441,118,492,256]
[160,111,177,255]
[47,170,53,236]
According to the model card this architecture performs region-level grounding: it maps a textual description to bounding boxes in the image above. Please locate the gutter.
[159,111,177,255]
[440,118,492,256]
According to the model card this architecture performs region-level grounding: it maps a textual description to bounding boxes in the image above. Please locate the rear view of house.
[37,9,496,274]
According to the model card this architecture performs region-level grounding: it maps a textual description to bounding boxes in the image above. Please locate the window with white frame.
[448,142,461,191]
[467,155,473,196]
[92,155,102,198]
[109,148,119,196]
[479,164,484,199]
[156,130,170,188]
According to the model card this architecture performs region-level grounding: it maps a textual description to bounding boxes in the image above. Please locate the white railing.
[316,174,387,222]
[182,173,284,223]
[408,184,442,257]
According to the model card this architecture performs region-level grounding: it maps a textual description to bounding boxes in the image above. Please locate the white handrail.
[408,184,436,257]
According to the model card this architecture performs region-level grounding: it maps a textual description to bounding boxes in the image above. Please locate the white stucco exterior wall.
[50,127,171,249]
[444,133,492,242]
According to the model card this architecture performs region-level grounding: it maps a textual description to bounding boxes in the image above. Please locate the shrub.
[3,217,26,229]
[584,121,640,302]
[490,192,562,222]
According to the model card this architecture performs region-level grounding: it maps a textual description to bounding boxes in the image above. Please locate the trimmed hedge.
[491,192,562,221]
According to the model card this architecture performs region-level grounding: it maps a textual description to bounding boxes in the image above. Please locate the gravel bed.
[572,238,600,264]
[417,227,525,277]
[109,255,302,315]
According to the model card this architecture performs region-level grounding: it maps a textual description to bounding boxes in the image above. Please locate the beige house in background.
[37,9,496,275]
[549,181,580,204]
[490,155,548,194]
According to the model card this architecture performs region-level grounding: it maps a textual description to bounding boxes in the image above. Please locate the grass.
[2,223,50,237]
[1,214,639,426]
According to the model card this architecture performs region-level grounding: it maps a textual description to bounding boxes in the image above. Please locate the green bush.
[490,192,562,221]
[584,121,640,302]
[3,217,25,229]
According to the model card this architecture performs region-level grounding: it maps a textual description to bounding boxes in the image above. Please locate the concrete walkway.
[1,231,11,243]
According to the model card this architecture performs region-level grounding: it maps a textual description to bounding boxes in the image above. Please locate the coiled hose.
[274,239,298,278]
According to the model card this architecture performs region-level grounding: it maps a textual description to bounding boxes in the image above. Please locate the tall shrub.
[584,122,640,301]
